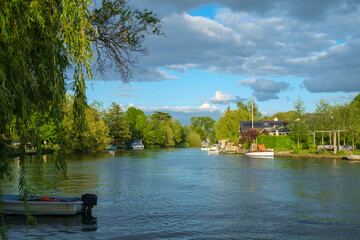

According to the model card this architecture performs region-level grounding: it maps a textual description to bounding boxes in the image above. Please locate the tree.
[126,107,146,141]
[90,0,162,81]
[236,101,261,121]
[288,96,308,148]
[190,116,215,142]
[0,0,162,188]
[195,126,206,141]
[239,129,258,143]
[190,117,215,131]
[103,103,131,146]
[215,109,242,143]
[314,99,331,144]
[63,97,110,152]
[183,126,201,147]
[352,93,360,108]
[151,111,172,121]
[171,120,185,146]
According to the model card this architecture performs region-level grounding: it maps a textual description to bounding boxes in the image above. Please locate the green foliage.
[151,111,172,121]
[190,116,215,131]
[336,150,346,155]
[215,110,239,142]
[288,96,309,148]
[236,101,261,121]
[90,0,162,80]
[292,147,301,154]
[257,135,296,151]
[63,97,110,152]
[317,148,327,154]
[183,126,201,147]
[126,107,146,141]
[190,116,215,142]
[103,103,131,145]
[260,111,296,121]
[194,126,206,141]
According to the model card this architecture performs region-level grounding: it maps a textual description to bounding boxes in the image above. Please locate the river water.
[2,148,360,239]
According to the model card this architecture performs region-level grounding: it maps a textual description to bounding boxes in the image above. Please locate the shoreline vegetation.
[4,94,360,159]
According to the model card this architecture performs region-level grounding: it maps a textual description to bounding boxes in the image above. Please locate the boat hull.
[1,194,83,216]
[347,155,360,160]
[245,151,274,158]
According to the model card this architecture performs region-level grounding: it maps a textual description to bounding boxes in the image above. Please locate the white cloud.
[138,102,221,113]
[210,91,232,104]
[165,63,199,72]
[128,1,360,93]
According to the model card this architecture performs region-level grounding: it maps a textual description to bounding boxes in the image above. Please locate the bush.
[242,141,250,149]
[292,147,301,154]
[309,147,317,154]
[317,148,327,154]
[336,150,346,155]
[257,135,295,151]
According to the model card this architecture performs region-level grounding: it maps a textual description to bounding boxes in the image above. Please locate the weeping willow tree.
[0,0,161,234]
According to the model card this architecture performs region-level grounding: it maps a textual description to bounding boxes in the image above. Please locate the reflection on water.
[2,149,360,239]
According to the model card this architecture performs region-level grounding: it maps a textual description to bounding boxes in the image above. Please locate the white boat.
[245,150,274,158]
[1,194,97,216]
[346,155,360,160]
[130,140,144,150]
[208,144,221,154]
[201,141,209,151]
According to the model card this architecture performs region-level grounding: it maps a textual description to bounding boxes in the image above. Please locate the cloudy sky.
[86,0,360,124]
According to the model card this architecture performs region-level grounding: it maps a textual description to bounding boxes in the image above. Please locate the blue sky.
[86,0,360,124]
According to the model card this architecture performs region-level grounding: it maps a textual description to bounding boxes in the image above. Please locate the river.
[2,148,360,239]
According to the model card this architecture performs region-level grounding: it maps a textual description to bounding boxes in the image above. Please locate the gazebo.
[312,130,356,154]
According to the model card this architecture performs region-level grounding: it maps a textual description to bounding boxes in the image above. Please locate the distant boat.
[245,150,274,158]
[346,155,360,160]
[208,144,221,154]
[130,140,144,150]
[107,144,117,151]
[1,194,97,216]
[245,144,274,158]
[201,140,209,151]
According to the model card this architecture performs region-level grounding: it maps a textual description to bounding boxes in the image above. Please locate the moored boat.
[130,140,145,150]
[245,150,274,158]
[346,155,360,160]
[107,144,117,151]
[208,144,221,154]
[201,140,209,151]
[245,144,274,158]
[1,193,97,216]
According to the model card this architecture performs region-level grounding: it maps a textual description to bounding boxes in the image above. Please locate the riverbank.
[227,149,353,160]
[274,151,347,159]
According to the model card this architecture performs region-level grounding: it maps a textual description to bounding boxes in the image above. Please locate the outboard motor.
[81,194,97,224]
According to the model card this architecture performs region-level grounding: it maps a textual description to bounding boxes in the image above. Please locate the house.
[239,117,291,136]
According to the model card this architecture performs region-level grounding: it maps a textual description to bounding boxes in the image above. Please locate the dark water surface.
[2,148,360,239]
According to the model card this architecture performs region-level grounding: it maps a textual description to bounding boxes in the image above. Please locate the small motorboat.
[201,141,209,151]
[1,193,97,216]
[208,144,221,154]
[130,140,145,150]
[245,144,274,158]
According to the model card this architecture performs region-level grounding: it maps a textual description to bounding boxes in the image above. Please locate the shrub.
[257,135,295,151]
[336,150,346,155]
[317,148,327,154]
[292,147,301,154]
